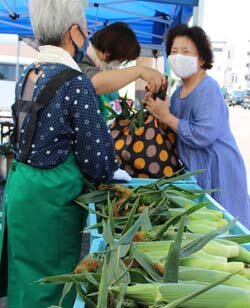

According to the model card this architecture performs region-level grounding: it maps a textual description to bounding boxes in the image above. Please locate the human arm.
[91,65,166,95]
[147,79,227,148]
[69,75,120,182]
[176,81,226,148]
[144,79,226,149]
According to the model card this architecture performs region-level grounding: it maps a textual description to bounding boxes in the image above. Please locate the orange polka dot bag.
[109,97,182,179]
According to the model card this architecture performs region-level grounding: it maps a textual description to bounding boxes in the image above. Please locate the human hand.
[143,92,171,123]
[138,66,166,93]
[112,168,132,182]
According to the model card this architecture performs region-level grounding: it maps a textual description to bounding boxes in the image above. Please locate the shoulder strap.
[20,68,82,163]
[33,69,82,112]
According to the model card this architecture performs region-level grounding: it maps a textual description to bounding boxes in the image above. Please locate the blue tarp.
[0,0,198,50]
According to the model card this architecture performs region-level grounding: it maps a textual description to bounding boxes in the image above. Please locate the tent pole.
[15,35,20,83]
[192,0,205,27]
[0,0,14,15]
[98,4,169,25]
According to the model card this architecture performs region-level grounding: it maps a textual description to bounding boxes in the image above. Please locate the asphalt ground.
[229,105,250,192]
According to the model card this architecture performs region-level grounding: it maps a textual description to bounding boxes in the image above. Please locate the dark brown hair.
[91,22,141,63]
[166,24,213,69]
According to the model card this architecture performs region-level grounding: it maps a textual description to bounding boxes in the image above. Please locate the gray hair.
[29,0,88,46]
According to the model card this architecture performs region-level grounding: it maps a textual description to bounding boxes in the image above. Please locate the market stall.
[0,0,198,53]
[42,175,250,307]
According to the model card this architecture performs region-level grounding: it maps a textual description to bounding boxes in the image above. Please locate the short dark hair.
[91,22,141,63]
[166,24,213,70]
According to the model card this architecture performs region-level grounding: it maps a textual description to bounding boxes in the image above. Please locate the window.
[0,63,26,81]
[213,47,223,52]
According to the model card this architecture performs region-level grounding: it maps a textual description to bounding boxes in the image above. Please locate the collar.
[37,45,81,72]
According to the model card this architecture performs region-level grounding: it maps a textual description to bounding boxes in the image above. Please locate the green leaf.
[131,246,162,282]
[129,119,137,134]
[129,268,150,283]
[149,196,169,217]
[59,282,74,306]
[121,196,140,235]
[137,102,146,127]
[168,184,218,195]
[117,210,148,245]
[103,220,115,247]
[181,218,238,258]
[80,269,99,287]
[97,256,108,308]
[153,202,208,240]
[107,245,131,286]
[168,195,197,208]
[164,169,205,183]
[105,104,118,117]
[107,191,115,236]
[141,208,152,231]
[117,244,131,258]
[110,258,132,286]
[115,283,128,308]
[76,190,114,205]
[38,272,89,284]
[220,234,250,244]
[163,216,185,283]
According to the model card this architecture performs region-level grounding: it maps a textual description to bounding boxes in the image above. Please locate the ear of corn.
[187,223,229,234]
[43,176,250,307]
[180,218,238,258]
[116,282,250,308]
[136,237,239,259]
[145,250,228,264]
[180,256,245,273]
[229,245,250,263]
[179,267,250,290]
[153,202,209,240]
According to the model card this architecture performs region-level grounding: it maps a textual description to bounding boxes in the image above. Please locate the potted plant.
[0,143,15,180]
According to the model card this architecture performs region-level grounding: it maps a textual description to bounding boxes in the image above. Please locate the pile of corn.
[76,170,230,238]
[40,171,250,307]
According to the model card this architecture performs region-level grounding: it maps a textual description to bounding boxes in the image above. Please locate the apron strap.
[12,68,82,163]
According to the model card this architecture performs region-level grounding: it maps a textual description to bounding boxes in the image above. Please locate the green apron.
[0,154,87,307]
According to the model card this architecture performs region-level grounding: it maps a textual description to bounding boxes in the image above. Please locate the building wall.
[246,40,250,89]
[0,42,38,58]
[210,40,233,90]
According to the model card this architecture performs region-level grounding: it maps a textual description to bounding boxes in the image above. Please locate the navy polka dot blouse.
[14,63,119,182]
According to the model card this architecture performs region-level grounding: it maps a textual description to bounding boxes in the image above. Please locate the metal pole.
[15,35,20,83]
[192,0,205,27]
[99,4,170,25]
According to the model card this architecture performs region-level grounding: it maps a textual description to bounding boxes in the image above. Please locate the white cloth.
[113,168,132,182]
[37,45,81,72]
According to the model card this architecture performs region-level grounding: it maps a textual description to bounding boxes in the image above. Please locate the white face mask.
[168,54,198,79]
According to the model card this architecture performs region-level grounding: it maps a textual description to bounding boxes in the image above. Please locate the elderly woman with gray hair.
[0,1,165,307]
